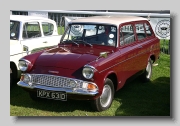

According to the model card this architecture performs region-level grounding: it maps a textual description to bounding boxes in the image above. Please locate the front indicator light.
[87,83,98,90]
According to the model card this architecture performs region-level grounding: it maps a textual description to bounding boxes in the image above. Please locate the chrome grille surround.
[23,74,85,89]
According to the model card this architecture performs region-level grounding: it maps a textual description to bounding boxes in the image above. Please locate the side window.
[23,22,41,39]
[10,21,20,40]
[120,24,135,46]
[42,22,54,36]
[144,23,153,37]
[135,23,146,40]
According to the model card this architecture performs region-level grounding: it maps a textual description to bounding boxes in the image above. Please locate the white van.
[10,15,61,87]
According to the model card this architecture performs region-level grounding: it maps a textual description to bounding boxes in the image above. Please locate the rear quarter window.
[135,23,146,40]
[144,22,153,37]
[42,22,54,36]
[120,24,136,46]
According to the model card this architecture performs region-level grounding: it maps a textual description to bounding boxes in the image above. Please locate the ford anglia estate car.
[10,15,61,88]
[17,16,160,111]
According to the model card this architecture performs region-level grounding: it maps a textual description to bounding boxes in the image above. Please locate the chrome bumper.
[17,81,99,96]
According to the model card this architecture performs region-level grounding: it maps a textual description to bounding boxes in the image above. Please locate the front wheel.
[91,78,114,112]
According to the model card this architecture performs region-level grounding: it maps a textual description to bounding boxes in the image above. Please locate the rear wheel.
[141,59,152,82]
[91,78,114,112]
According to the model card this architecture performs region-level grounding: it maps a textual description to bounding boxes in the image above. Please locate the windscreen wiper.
[62,40,79,47]
[75,40,93,47]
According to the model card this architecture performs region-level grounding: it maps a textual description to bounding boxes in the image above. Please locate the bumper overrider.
[17,74,99,96]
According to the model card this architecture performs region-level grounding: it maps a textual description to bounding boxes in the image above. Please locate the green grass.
[160,39,170,54]
[10,53,170,116]
[115,55,170,116]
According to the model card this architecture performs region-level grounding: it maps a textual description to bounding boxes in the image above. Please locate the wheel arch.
[150,55,155,63]
[104,71,118,92]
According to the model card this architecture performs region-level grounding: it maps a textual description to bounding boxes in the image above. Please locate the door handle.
[43,41,47,43]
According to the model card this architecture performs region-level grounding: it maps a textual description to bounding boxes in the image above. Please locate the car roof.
[71,16,148,26]
[10,15,55,23]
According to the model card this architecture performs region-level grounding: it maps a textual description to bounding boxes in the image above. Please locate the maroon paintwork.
[18,18,160,101]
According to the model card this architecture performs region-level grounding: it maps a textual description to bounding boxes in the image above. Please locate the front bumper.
[17,81,99,96]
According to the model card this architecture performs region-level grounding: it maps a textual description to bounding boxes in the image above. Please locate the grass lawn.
[10,53,170,116]
[160,39,170,54]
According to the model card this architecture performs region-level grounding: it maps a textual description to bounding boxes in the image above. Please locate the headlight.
[18,60,29,71]
[82,67,94,79]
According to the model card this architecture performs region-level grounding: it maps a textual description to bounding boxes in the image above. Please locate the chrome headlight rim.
[18,59,31,72]
[23,74,33,86]
[82,65,95,79]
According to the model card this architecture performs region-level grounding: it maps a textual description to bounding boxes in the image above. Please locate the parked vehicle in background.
[10,15,61,88]
[17,16,160,111]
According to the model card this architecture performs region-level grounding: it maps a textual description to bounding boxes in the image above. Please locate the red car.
[17,16,160,111]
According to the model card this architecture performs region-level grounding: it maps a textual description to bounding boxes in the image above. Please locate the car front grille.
[29,74,83,88]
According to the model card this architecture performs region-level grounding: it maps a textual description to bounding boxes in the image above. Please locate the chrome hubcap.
[146,61,151,79]
[100,85,112,108]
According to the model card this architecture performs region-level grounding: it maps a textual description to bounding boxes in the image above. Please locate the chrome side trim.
[17,81,98,96]
[98,48,154,73]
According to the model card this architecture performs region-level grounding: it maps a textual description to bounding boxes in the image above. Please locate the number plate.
[37,90,67,101]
